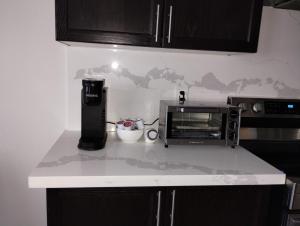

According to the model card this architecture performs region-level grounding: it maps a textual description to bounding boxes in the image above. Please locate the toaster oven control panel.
[227,107,241,147]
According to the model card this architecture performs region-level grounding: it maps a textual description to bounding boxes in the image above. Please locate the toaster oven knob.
[252,103,263,113]
[238,103,248,112]
[230,110,239,118]
[229,121,237,130]
[178,107,185,113]
[229,132,236,141]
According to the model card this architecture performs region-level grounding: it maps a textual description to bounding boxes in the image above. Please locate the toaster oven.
[159,101,241,148]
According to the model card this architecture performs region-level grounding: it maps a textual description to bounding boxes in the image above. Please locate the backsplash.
[75,65,300,97]
[67,7,300,130]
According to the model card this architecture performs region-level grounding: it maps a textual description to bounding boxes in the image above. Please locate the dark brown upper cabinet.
[56,0,163,47]
[56,0,263,52]
[163,0,263,52]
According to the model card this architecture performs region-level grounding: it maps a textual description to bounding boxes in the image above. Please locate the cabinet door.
[47,188,161,226]
[169,186,285,226]
[163,0,263,52]
[56,0,163,47]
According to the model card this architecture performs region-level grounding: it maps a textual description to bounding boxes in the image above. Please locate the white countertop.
[28,131,286,188]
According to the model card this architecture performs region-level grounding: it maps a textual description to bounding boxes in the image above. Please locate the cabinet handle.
[167,5,173,44]
[170,190,176,226]
[155,4,160,43]
[156,191,162,226]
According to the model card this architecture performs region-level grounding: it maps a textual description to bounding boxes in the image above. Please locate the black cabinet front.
[171,186,284,226]
[56,0,263,52]
[47,188,160,226]
[56,0,163,47]
[47,186,285,226]
[163,0,263,52]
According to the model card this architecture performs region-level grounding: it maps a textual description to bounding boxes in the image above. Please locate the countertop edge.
[28,174,286,188]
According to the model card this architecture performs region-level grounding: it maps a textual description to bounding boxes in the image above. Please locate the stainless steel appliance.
[159,100,241,148]
[228,96,300,226]
[78,79,107,150]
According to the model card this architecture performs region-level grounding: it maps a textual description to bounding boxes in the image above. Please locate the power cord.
[144,118,159,126]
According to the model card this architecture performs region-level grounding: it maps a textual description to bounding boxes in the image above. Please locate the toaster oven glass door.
[167,112,227,140]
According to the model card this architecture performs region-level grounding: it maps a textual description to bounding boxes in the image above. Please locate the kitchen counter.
[28,131,285,188]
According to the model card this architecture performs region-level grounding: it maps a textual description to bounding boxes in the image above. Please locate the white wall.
[67,7,300,130]
[0,0,66,226]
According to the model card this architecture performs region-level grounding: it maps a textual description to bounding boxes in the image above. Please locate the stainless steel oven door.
[287,177,300,210]
[287,214,300,226]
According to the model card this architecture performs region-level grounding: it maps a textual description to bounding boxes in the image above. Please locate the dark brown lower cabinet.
[47,186,285,226]
[170,186,285,226]
[47,188,160,226]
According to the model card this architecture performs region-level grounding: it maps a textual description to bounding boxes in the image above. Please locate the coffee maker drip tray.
[78,135,108,150]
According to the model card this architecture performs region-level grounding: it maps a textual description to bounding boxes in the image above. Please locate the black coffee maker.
[78,79,107,150]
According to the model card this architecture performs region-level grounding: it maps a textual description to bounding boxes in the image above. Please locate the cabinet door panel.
[163,0,263,52]
[47,188,159,226]
[56,0,163,46]
[171,186,284,226]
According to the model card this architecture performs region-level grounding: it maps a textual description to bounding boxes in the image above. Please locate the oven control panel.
[265,101,300,115]
[228,97,300,118]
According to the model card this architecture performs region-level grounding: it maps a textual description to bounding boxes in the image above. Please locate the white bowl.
[116,129,144,143]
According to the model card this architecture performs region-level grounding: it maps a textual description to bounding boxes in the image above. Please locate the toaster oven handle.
[167,106,224,113]
[210,132,221,138]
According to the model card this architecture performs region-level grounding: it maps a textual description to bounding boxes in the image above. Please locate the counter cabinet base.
[47,185,285,226]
